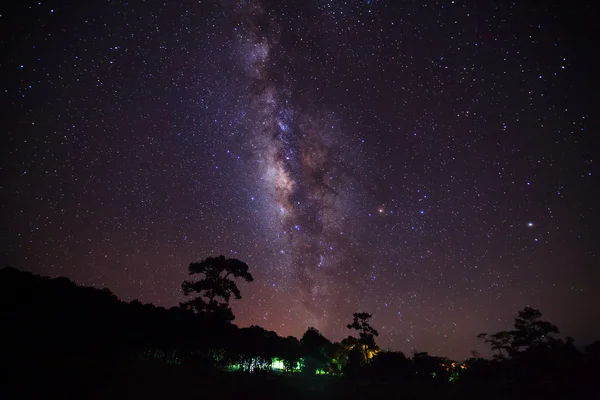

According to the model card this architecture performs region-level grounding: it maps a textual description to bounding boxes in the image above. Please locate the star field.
[1,0,597,359]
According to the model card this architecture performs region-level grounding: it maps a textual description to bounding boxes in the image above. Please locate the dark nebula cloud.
[1,0,597,359]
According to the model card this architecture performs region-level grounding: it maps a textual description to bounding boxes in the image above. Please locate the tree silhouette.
[478,307,560,359]
[300,327,333,374]
[347,312,379,363]
[6,265,600,399]
[280,336,302,372]
[512,306,559,350]
[477,331,514,359]
[181,256,253,322]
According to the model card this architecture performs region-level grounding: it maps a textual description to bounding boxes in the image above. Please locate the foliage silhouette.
[347,312,379,364]
[300,327,333,374]
[478,306,561,360]
[512,306,560,350]
[476,331,514,360]
[181,255,254,322]
[1,266,598,399]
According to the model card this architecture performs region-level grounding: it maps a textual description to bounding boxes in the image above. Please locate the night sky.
[1,0,597,359]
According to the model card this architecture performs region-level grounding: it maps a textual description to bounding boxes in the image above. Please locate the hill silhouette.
[1,266,598,399]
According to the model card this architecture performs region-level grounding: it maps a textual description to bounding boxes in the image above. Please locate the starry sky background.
[1,0,597,359]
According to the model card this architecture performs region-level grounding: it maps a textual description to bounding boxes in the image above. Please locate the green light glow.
[226,358,302,373]
[272,358,285,370]
[228,363,241,371]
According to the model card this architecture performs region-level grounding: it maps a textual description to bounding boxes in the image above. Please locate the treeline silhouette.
[1,258,598,399]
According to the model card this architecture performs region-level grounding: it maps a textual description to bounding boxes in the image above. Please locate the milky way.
[232,1,362,327]
[2,0,597,359]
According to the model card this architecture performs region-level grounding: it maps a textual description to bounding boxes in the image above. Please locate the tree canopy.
[181,256,254,321]
[477,306,560,359]
[3,265,599,400]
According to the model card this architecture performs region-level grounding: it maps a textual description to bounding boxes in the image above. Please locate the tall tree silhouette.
[181,256,253,322]
[347,312,379,363]
[512,306,559,350]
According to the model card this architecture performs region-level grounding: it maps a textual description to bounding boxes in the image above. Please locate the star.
[2,0,595,360]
